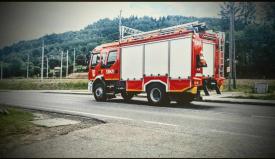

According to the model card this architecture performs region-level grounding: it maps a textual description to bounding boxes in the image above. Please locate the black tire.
[176,93,195,104]
[147,84,170,106]
[93,83,107,102]
[121,91,135,101]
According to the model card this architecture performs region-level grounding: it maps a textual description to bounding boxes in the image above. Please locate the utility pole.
[66,50,68,77]
[232,6,237,89]
[119,9,122,41]
[27,54,29,79]
[0,62,2,80]
[228,2,234,91]
[46,57,49,78]
[60,51,63,79]
[41,40,44,81]
[73,48,76,74]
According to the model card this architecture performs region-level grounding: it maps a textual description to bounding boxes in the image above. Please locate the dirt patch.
[0,107,105,156]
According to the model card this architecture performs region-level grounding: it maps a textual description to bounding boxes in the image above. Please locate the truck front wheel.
[93,83,107,102]
[121,92,134,101]
[147,84,169,106]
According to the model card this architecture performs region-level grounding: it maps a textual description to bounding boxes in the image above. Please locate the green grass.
[0,79,88,90]
[231,93,275,100]
[0,78,275,94]
[222,79,275,94]
[221,79,275,100]
[0,107,34,138]
[223,84,253,93]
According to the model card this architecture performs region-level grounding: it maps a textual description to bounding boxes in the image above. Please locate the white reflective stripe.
[143,80,168,92]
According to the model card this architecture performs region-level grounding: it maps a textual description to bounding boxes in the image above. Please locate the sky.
[0,2,223,49]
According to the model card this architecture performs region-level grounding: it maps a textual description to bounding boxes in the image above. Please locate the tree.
[219,2,256,30]
[238,2,256,26]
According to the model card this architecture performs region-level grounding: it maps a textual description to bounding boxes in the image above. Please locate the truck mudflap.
[202,78,222,95]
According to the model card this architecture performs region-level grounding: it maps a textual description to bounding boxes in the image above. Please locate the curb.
[42,91,91,95]
[201,98,275,106]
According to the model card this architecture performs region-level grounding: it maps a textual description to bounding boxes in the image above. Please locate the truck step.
[106,93,116,99]
[107,85,115,88]
[203,84,210,96]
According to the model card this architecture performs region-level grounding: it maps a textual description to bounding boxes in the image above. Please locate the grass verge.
[230,93,275,100]
[0,79,88,90]
[0,106,34,138]
[222,79,275,94]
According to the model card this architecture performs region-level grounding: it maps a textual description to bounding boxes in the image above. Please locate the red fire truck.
[88,21,225,105]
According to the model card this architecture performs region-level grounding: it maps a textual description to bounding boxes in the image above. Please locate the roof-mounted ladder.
[120,21,206,41]
[217,32,225,77]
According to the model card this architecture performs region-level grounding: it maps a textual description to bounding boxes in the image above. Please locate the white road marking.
[210,129,262,138]
[13,104,134,121]
[10,104,180,128]
[252,115,275,120]
[143,120,178,127]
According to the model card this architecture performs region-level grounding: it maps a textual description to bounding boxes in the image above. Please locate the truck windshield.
[91,53,100,68]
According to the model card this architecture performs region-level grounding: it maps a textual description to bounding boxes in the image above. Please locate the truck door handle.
[115,70,118,73]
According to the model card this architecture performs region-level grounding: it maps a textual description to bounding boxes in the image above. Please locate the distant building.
[53,67,61,77]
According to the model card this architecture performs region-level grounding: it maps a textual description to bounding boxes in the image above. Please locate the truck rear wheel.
[147,84,169,106]
[121,92,134,101]
[93,83,107,102]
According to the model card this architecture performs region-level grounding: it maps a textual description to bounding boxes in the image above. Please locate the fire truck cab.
[88,21,224,105]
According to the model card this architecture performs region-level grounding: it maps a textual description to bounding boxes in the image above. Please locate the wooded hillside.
[0,2,274,78]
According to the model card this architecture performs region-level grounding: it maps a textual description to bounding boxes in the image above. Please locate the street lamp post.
[119,9,122,41]
[41,40,44,81]
[60,51,63,79]
[27,54,29,79]
[0,62,2,80]
[46,57,49,79]
[66,50,68,77]
[73,48,76,74]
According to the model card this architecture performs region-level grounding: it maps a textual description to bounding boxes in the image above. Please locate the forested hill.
[1,3,275,79]
[0,16,222,78]
[0,15,222,60]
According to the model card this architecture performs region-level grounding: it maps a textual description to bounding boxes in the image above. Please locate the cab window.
[106,51,117,67]
[91,53,100,68]
[101,51,107,67]
[102,52,107,63]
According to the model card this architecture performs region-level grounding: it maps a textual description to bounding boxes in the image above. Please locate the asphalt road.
[1,91,275,157]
